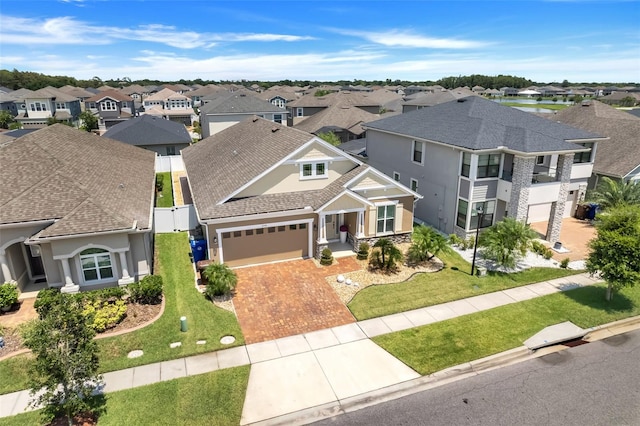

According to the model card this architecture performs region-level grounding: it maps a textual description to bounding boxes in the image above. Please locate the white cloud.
[0,15,313,49]
[333,29,490,49]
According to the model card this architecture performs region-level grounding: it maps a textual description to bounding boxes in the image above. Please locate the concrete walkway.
[0,272,603,422]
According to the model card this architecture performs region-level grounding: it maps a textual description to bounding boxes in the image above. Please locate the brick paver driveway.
[530,217,596,261]
[233,257,361,344]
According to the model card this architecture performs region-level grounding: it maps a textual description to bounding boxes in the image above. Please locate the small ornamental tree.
[588,177,640,210]
[370,238,403,272]
[479,218,538,269]
[23,293,104,425]
[586,205,640,301]
[79,110,98,132]
[203,263,238,299]
[0,110,15,129]
[407,225,451,263]
[316,131,341,147]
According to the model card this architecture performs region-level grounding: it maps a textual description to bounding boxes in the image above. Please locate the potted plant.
[0,282,19,312]
[339,224,348,243]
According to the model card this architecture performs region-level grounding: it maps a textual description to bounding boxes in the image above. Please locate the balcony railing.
[500,167,558,184]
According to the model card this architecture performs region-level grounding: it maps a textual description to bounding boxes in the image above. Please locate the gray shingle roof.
[103,115,191,146]
[0,125,155,238]
[294,103,379,136]
[199,92,286,114]
[182,117,362,220]
[365,96,604,153]
[552,101,640,179]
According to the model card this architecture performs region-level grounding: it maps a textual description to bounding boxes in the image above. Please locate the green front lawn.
[374,284,640,375]
[155,172,174,207]
[0,232,244,395]
[0,366,250,426]
[348,250,580,320]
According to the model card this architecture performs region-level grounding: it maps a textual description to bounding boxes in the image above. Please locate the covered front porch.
[315,191,370,258]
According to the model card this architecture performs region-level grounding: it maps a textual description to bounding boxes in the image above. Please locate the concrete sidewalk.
[0,272,604,422]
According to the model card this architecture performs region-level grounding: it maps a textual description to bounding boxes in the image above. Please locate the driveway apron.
[233,258,360,344]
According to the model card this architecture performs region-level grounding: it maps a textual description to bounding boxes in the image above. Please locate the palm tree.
[408,225,452,263]
[372,238,403,271]
[479,218,538,269]
[202,263,238,299]
[589,177,640,209]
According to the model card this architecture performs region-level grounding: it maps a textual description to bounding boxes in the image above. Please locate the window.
[299,223,307,230]
[274,114,282,124]
[410,178,418,192]
[470,200,496,230]
[461,152,471,177]
[573,143,593,163]
[80,248,113,282]
[536,156,545,165]
[268,227,276,233]
[55,102,65,109]
[376,205,396,234]
[300,161,328,179]
[296,107,304,117]
[477,154,501,178]
[246,229,253,236]
[393,172,400,181]
[101,101,117,111]
[456,199,468,228]
[412,140,424,164]
[272,98,285,108]
[289,225,297,230]
[30,102,47,112]
[278,226,286,232]
[222,232,231,239]
[256,228,264,235]
[233,231,242,238]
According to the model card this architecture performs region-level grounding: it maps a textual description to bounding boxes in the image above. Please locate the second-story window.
[477,154,500,178]
[573,143,593,163]
[30,102,47,111]
[55,102,66,109]
[461,152,471,177]
[101,101,117,111]
[296,107,304,117]
[412,140,424,164]
[300,161,328,179]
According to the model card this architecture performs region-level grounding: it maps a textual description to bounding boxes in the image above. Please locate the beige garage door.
[527,203,552,224]
[222,223,309,267]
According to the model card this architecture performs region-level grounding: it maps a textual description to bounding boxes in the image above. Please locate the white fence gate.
[155,155,185,173]
[154,205,198,233]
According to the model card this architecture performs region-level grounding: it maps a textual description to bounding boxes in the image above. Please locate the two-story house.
[363,97,607,244]
[182,117,421,267]
[16,87,82,128]
[143,88,194,126]
[85,90,136,131]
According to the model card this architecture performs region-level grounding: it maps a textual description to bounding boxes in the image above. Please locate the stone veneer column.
[546,153,574,243]
[507,156,535,222]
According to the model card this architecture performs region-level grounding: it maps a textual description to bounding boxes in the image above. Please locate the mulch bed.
[48,411,97,426]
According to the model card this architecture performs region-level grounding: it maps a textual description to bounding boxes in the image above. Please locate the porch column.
[545,153,574,243]
[0,252,13,282]
[318,214,327,243]
[59,257,79,294]
[117,251,134,286]
[216,230,224,264]
[356,210,365,238]
[507,156,535,222]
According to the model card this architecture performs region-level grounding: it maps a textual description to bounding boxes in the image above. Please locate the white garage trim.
[216,218,313,264]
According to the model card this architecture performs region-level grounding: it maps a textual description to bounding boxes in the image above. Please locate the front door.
[325,214,339,240]
[26,245,45,279]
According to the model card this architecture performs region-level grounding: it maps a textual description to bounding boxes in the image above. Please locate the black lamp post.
[470,205,484,276]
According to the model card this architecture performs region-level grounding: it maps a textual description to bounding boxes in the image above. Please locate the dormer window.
[300,161,328,180]
[101,100,117,111]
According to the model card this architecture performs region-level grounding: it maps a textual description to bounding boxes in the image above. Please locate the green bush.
[531,240,548,256]
[560,258,570,269]
[128,275,163,305]
[368,239,403,272]
[448,234,462,247]
[543,248,553,260]
[202,263,237,299]
[320,248,333,266]
[155,174,164,192]
[0,282,19,310]
[82,299,127,332]
[34,288,62,319]
[357,243,370,260]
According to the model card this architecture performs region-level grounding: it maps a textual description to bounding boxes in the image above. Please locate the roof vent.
[252,117,259,122]
[457,98,467,103]
[232,150,238,156]
[271,127,279,133]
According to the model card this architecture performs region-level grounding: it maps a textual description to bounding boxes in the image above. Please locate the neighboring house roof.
[119,84,147,96]
[627,109,640,118]
[199,92,286,114]
[188,85,223,97]
[29,86,79,102]
[183,117,365,220]
[8,88,35,101]
[58,86,96,99]
[403,88,477,106]
[338,138,367,157]
[364,96,605,154]
[103,115,191,146]
[552,101,640,179]
[145,88,187,102]
[86,89,133,103]
[145,107,193,117]
[0,129,38,139]
[0,124,155,239]
[293,103,379,136]
[287,91,379,108]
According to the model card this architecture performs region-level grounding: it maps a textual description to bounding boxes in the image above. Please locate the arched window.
[80,248,114,282]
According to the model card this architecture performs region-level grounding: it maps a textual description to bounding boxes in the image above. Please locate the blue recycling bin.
[585,203,598,220]
[190,238,208,263]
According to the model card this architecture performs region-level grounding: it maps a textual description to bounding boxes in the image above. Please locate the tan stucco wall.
[50,233,130,258]
[363,195,415,237]
[0,223,51,252]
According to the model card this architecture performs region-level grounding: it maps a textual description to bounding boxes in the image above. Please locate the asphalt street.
[314,329,640,426]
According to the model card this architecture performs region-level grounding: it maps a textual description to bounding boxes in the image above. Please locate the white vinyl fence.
[155,155,185,173]
[154,205,198,233]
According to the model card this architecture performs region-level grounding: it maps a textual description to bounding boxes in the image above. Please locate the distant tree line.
[0,68,636,92]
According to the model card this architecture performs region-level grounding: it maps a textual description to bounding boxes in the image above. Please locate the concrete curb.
[249,315,640,426]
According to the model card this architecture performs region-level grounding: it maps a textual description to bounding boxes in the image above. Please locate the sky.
[1,0,639,84]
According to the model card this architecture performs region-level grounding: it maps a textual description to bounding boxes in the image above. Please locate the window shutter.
[395,204,403,232]
[368,207,377,235]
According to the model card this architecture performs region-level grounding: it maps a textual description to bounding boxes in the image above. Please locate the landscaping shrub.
[320,248,334,266]
[357,243,370,260]
[82,299,127,332]
[369,238,402,272]
[543,248,554,260]
[155,174,164,193]
[34,288,62,319]
[479,218,537,269]
[448,234,462,247]
[128,275,163,305]
[203,263,238,299]
[560,258,570,269]
[0,282,19,311]
[531,240,547,256]
[407,225,451,264]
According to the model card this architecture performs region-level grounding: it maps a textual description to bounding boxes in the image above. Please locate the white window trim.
[375,201,398,236]
[393,171,400,181]
[299,161,328,180]
[296,107,304,117]
[410,178,419,191]
[101,100,117,111]
[411,140,424,165]
[79,250,115,284]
